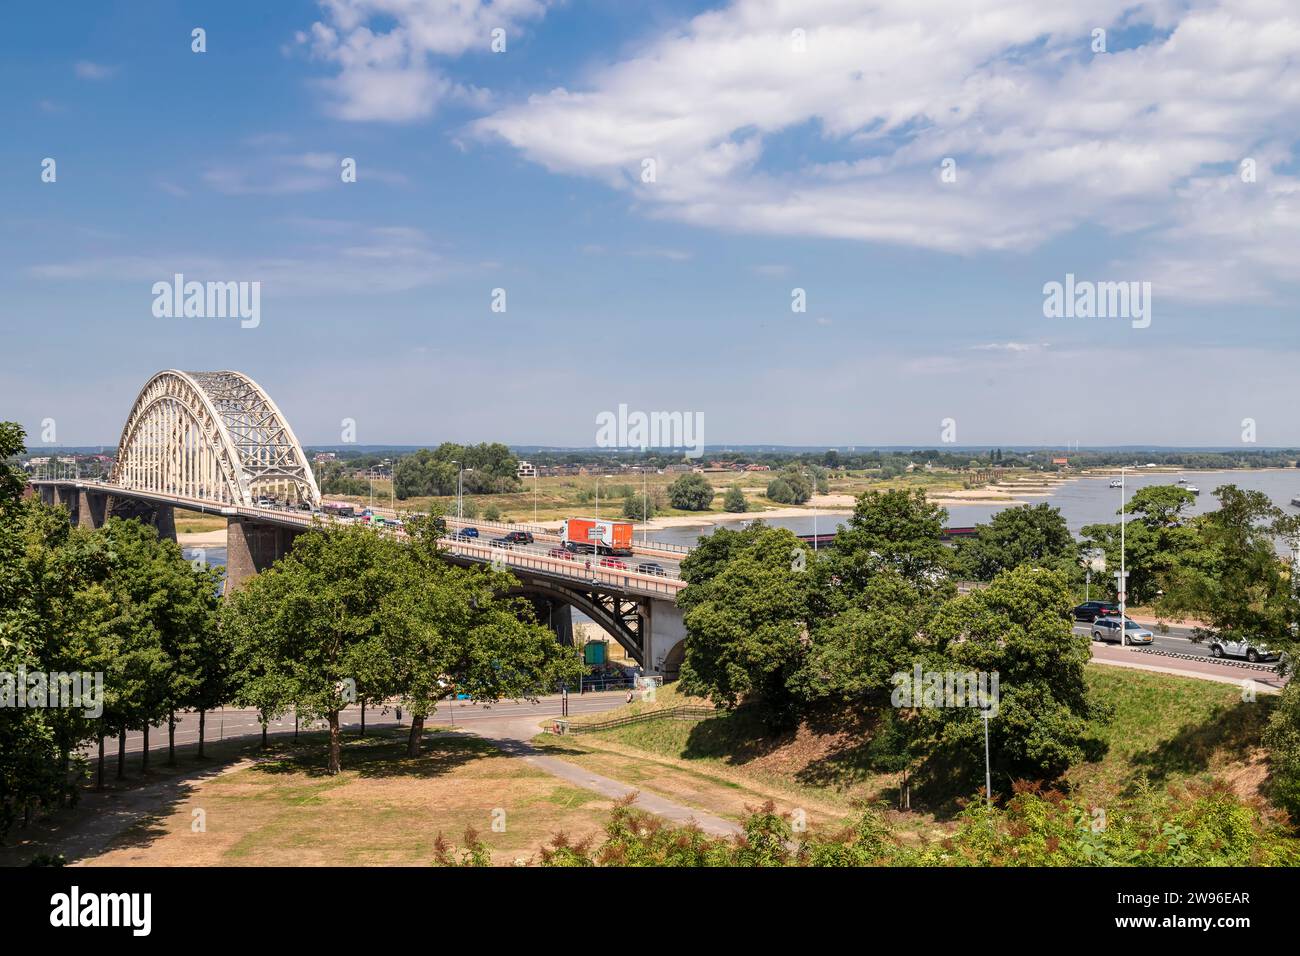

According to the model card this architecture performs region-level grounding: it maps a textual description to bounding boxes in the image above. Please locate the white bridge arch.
[110,370,321,508]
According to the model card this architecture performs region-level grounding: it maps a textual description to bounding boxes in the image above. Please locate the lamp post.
[451,460,462,526]
[1119,466,1127,645]
[805,467,819,552]
[642,467,649,546]
[983,712,992,809]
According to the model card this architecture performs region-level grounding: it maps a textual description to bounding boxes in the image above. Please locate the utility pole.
[1119,466,1128,645]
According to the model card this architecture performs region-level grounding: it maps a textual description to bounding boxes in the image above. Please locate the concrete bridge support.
[529,597,574,646]
[38,485,55,507]
[642,597,688,680]
[224,516,300,595]
[102,495,176,541]
[76,489,108,529]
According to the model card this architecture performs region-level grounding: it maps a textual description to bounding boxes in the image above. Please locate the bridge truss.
[110,370,321,508]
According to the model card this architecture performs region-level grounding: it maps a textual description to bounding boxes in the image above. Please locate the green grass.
[565,667,1279,819]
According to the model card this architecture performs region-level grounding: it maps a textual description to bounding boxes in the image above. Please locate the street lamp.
[451,460,462,527]
[1118,466,1128,645]
[805,467,819,552]
[594,473,612,520]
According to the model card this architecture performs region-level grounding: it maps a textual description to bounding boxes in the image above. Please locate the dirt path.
[462,716,743,837]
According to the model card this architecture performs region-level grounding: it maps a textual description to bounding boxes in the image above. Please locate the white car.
[1091,616,1154,645]
[1208,637,1279,663]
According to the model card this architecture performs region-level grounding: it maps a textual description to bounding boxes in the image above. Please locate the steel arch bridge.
[110,370,321,508]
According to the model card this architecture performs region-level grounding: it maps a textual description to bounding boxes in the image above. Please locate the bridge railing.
[551,704,715,735]
[442,538,686,596]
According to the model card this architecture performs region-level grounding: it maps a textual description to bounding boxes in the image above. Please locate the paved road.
[1073,620,1282,663]
[93,691,631,757]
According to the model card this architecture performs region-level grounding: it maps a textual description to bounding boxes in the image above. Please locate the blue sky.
[3,0,1298,449]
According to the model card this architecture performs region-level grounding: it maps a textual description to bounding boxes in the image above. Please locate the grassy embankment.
[534,668,1278,837]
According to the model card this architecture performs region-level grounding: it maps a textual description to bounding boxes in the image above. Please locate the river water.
[643,469,1300,548]
[183,469,1300,568]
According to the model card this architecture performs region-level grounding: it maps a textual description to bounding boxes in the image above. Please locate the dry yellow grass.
[84,730,617,866]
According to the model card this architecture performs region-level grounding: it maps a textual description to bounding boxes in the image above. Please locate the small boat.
[1185,484,1200,495]
[1290,496,1300,508]
[1176,477,1188,484]
[1108,479,1123,489]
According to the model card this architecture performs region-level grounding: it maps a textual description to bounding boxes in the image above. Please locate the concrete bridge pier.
[642,597,688,680]
[152,505,176,542]
[38,485,55,507]
[224,516,300,595]
[530,597,574,646]
[76,488,108,529]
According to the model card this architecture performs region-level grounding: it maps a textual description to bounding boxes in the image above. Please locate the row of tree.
[0,423,580,837]
[675,485,1300,805]
[392,443,521,499]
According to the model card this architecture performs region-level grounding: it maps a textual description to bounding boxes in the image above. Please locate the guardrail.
[551,704,715,735]
[443,538,686,595]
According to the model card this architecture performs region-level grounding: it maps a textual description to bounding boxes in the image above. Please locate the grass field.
[322,468,976,525]
[72,728,619,866]
[173,508,226,534]
[543,668,1279,828]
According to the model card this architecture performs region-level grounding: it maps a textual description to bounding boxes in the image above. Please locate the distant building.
[313,452,337,463]
[744,463,770,472]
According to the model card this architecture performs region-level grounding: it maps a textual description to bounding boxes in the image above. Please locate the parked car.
[501,530,534,545]
[548,547,575,560]
[636,562,666,576]
[1073,601,1120,622]
[1208,636,1279,663]
[1091,616,1154,645]
[599,557,628,570]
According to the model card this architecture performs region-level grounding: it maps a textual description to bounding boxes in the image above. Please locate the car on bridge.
[460,527,479,538]
[636,562,667,576]
[1090,616,1153,645]
[599,557,628,570]
[1073,600,1120,622]
[548,547,576,561]
[499,531,534,545]
[1208,636,1280,663]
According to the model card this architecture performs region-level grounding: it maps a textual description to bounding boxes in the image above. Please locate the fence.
[551,704,715,735]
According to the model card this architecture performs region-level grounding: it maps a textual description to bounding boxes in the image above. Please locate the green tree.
[722,486,748,513]
[1081,484,1196,605]
[221,524,410,774]
[677,526,812,725]
[392,516,583,756]
[1160,485,1300,659]
[622,490,655,521]
[920,565,1109,789]
[828,489,952,601]
[667,473,714,511]
[953,503,1077,582]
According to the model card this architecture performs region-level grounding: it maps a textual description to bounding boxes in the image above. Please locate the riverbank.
[177,529,226,547]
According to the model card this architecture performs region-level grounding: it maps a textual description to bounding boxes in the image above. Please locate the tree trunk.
[167,709,176,766]
[407,711,426,757]
[97,734,105,791]
[117,730,126,779]
[198,708,206,759]
[141,724,150,773]
[261,718,268,750]
[360,701,366,737]
[327,710,341,775]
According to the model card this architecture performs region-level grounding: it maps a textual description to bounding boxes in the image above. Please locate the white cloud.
[27,223,453,295]
[474,0,1300,302]
[298,0,551,121]
[202,152,407,194]
[74,61,116,81]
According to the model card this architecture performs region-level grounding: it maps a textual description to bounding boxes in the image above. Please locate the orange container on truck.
[562,518,634,555]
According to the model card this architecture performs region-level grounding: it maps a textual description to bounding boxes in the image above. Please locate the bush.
[622,491,654,521]
[1264,683,1300,817]
[723,486,747,513]
[668,473,714,511]
[766,478,795,503]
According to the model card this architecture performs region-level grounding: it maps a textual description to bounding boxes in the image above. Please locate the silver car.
[1208,637,1279,663]
[1091,616,1154,645]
